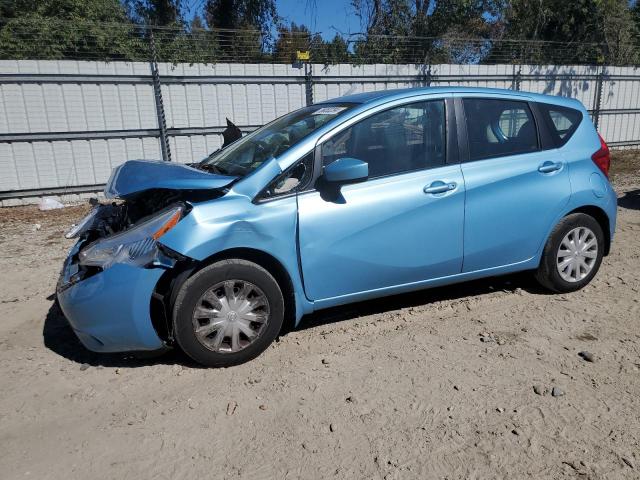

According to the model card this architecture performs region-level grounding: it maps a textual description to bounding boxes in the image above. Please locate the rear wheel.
[535,213,604,293]
[173,259,284,367]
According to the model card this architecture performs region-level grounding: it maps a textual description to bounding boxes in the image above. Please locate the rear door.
[297,97,466,302]
[456,95,571,272]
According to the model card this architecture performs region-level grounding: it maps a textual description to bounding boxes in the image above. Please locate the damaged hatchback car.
[58,87,617,367]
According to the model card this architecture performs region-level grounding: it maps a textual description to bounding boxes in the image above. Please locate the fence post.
[593,65,605,131]
[149,30,171,162]
[512,64,522,91]
[304,62,313,106]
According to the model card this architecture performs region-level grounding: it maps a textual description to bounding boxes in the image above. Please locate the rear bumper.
[607,181,617,244]
[57,254,166,353]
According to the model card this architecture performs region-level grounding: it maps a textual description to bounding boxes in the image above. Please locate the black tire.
[173,259,284,367]
[535,213,605,293]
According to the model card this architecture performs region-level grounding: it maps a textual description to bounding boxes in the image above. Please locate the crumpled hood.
[104,160,238,199]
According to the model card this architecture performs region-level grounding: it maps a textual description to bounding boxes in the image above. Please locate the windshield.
[200,103,355,177]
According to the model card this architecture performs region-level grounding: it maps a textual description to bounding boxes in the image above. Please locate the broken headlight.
[65,207,99,239]
[78,206,183,270]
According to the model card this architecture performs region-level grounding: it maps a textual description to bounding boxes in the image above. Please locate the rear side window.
[463,98,538,161]
[537,103,583,147]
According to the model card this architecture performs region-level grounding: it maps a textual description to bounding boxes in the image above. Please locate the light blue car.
[57,87,616,367]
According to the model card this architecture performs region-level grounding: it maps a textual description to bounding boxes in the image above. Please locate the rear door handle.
[424,181,457,194]
[538,161,562,173]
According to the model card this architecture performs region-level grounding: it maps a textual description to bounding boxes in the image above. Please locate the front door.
[297,99,465,302]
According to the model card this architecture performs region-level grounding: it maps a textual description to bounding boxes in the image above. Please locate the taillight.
[591,133,610,178]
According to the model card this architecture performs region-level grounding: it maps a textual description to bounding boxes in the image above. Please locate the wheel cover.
[556,227,598,283]
[191,280,270,353]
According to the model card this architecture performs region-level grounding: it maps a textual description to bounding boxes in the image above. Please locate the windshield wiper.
[199,163,229,175]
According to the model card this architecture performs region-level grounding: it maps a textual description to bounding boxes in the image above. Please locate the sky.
[182,0,362,40]
[275,0,361,39]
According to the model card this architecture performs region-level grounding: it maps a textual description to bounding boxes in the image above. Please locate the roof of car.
[317,86,583,110]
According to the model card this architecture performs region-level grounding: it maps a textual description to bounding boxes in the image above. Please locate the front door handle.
[424,181,457,195]
[538,161,562,173]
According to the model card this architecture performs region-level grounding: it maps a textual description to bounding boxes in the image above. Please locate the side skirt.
[311,256,539,311]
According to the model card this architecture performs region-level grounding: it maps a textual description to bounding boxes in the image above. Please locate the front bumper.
[57,244,166,353]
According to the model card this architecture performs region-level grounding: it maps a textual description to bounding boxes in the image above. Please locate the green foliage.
[125,0,184,26]
[350,0,505,63]
[0,0,130,23]
[274,23,313,63]
[202,0,276,60]
[273,24,350,64]
[314,34,350,64]
[0,0,638,64]
[0,0,147,60]
[205,0,277,32]
[490,0,640,64]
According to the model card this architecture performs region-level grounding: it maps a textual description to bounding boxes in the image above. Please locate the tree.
[204,0,277,36]
[203,0,277,60]
[125,0,184,26]
[350,0,505,63]
[0,0,131,23]
[633,0,640,30]
[492,0,639,65]
[351,0,415,63]
[273,23,350,65]
[0,0,144,60]
[191,15,206,30]
[315,34,350,64]
[274,23,312,63]
[600,0,640,65]
[412,0,505,63]
[348,0,639,65]
[122,0,188,64]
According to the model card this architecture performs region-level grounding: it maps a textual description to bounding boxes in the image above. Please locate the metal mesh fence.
[1,19,639,65]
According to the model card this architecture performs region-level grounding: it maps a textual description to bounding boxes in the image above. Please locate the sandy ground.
[1,155,639,480]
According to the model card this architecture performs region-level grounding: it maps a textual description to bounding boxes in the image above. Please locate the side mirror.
[324,158,368,184]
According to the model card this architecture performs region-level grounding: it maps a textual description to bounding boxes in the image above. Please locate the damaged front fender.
[158,157,288,261]
[158,187,312,323]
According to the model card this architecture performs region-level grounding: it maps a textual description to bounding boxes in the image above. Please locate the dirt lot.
[1,155,639,480]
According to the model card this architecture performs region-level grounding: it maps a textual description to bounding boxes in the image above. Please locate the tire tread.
[172,259,284,367]
[535,213,604,293]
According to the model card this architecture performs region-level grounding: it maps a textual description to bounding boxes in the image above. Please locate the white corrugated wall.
[0,60,638,202]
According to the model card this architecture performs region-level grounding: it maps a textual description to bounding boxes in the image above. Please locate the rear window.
[537,103,583,147]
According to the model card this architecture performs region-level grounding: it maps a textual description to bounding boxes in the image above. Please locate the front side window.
[321,100,446,179]
[200,103,355,177]
[463,98,538,161]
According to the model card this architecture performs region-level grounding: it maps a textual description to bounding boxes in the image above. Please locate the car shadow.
[295,272,545,332]
[618,189,640,211]
[44,272,545,367]
[43,300,199,368]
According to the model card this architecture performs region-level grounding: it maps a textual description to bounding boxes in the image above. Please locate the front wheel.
[535,213,605,293]
[173,259,284,367]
